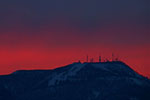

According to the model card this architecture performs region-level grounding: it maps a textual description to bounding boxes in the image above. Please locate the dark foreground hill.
[0,61,150,100]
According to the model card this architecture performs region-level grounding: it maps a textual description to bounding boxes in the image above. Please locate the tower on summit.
[99,56,101,62]
[112,53,114,61]
[87,55,89,62]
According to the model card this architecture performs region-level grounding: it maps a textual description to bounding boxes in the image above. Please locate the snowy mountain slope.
[0,61,150,100]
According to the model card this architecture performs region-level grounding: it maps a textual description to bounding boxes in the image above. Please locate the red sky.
[0,24,149,77]
[0,43,149,76]
[0,0,149,76]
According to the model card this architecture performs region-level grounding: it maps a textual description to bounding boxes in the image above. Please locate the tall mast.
[112,53,114,61]
[87,55,88,62]
[99,56,101,62]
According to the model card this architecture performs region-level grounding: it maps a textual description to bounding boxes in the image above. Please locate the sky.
[0,0,149,76]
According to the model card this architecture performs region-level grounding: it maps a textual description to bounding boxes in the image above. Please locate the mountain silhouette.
[0,61,150,100]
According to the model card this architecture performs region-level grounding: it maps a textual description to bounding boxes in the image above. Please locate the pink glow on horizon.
[0,23,149,77]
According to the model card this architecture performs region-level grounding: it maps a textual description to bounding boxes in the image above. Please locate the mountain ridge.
[0,61,150,100]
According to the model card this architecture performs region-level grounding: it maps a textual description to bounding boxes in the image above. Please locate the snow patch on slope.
[48,63,86,86]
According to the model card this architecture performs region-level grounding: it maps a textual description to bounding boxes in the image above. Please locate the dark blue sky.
[0,0,149,44]
[0,0,149,28]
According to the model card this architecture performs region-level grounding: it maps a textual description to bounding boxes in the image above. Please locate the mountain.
[0,61,150,100]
